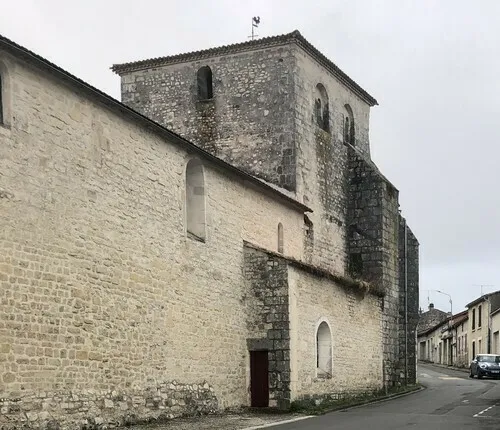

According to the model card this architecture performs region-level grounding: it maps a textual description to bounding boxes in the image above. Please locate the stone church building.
[0,30,419,429]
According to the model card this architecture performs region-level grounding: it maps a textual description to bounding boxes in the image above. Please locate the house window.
[316,321,332,378]
[186,159,206,241]
[472,340,475,357]
[472,309,476,330]
[277,223,284,253]
[478,305,482,328]
[314,83,329,132]
[343,104,355,146]
[197,66,213,100]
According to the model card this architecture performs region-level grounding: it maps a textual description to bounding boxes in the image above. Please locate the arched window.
[197,66,213,100]
[314,84,329,132]
[343,104,355,146]
[186,159,206,241]
[277,223,284,253]
[316,321,332,377]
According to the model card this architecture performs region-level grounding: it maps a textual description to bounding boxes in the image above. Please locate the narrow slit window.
[277,223,284,253]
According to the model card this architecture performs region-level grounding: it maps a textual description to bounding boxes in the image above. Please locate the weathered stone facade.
[113,30,420,392]
[0,32,398,430]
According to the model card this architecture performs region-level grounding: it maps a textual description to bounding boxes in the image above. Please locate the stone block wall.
[346,148,410,387]
[398,217,420,385]
[118,44,298,191]
[117,40,376,275]
[0,381,217,430]
[0,51,306,429]
[291,45,373,274]
[288,266,383,400]
[244,245,292,409]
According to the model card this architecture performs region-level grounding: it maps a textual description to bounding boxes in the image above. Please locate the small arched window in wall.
[277,223,284,253]
[316,321,332,378]
[186,159,206,241]
[314,84,329,132]
[197,66,213,100]
[343,104,355,146]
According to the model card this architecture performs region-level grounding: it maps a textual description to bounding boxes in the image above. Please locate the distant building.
[417,303,449,333]
[467,291,500,357]
[417,309,468,367]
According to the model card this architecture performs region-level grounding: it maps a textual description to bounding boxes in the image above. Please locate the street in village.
[126,363,500,430]
[269,364,500,430]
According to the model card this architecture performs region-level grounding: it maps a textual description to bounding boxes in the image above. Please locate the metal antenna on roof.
[249,16,261,40]
[474,284,495,295]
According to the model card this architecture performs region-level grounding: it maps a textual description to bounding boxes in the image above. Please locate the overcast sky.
[2,0,499,313]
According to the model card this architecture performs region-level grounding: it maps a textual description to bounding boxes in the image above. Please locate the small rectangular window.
[348,253,363,278]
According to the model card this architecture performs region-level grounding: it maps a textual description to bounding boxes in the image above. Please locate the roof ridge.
[111,30,378,106]
[0,32,311,214]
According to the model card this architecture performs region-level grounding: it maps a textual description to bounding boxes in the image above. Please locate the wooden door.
[250,350,269,407]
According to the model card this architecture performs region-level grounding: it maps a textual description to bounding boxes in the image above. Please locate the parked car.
[469,354,500,379]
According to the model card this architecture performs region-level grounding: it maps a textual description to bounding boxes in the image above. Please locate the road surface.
[267,363,500,429]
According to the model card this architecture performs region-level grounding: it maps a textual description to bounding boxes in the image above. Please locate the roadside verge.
[289,384,424,416]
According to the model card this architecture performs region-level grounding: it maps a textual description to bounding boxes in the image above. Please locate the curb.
[420,362,469,374]
[335,385,425,412]
[293,384,425,416]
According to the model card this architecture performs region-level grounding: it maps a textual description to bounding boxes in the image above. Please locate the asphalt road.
[266,363,500,429]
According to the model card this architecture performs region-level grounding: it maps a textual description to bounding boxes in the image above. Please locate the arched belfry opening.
[344,104,355,146]
[314,83,329,132]
[197,66,213,100]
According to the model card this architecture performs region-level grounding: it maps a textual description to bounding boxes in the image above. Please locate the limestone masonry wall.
[0,52,304,429]
[120,44,298,191]
[288,266,383,400]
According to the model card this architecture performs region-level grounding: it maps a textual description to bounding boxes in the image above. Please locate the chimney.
[428,303,434,310]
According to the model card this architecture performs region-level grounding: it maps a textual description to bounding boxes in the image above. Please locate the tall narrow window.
[478,305,482,328]
[314,84,329,132]
[343,104,355,146]
[277,223,284,253]
[186,159,206,241]
[197,66,213,100]
[0,73,3,125]
[344,117,350,143]
[472,309,476,330]
[316,321,332,378]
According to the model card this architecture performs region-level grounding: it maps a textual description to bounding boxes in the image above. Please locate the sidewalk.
[418,361,469,374]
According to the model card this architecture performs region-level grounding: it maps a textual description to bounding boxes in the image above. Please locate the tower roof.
[111,30,378,107]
